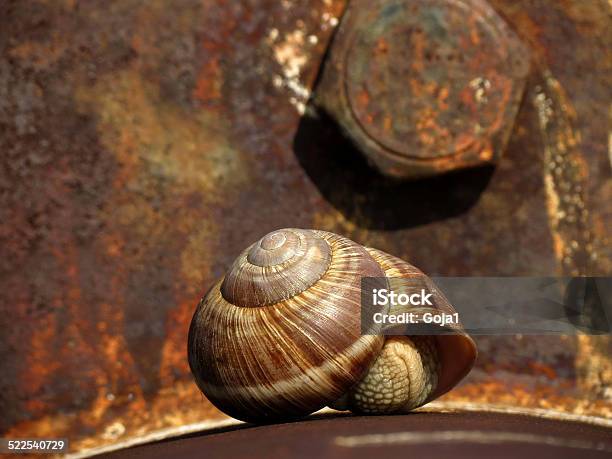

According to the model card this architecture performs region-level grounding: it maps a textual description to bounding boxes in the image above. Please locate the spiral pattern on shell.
[188,229,387,422]
[221,229,333,307]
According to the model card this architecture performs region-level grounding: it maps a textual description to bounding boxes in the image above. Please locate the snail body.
[188,229,476,422]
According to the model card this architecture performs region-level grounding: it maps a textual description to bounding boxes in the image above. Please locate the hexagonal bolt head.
[314,0,530,179]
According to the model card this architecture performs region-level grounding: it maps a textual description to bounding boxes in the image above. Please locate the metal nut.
[315,0,531,179]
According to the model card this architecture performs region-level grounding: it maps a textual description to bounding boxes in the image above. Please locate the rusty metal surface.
[0,0,610,456]
[99,412,612,459]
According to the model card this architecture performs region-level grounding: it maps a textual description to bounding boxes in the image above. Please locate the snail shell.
[188,228,476,422]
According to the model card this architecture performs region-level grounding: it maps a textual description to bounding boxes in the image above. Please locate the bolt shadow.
[292,109,495,230]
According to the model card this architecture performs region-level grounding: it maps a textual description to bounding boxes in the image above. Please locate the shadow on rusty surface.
[294,109,496,230]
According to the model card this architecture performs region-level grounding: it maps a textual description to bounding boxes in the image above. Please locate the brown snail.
[188,228,476,422]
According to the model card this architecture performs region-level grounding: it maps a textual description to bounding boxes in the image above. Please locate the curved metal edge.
[68,402,612,459]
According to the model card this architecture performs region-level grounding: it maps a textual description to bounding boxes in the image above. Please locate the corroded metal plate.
[0,0,609,456]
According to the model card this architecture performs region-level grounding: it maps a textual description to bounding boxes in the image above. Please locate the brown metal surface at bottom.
[99,412,612,459]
